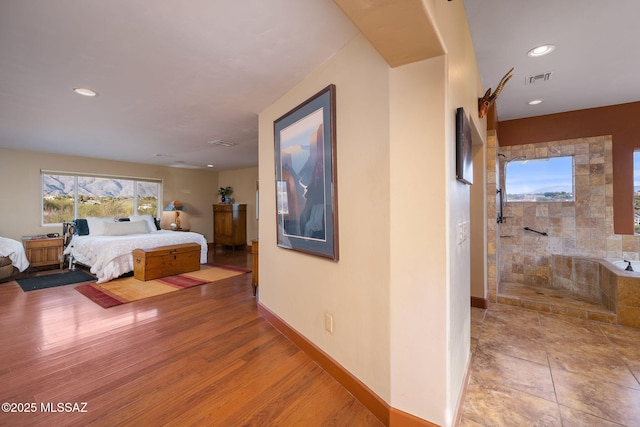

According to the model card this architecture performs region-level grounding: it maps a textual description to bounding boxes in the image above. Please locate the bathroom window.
[505,156,574,202]
[634,151,640,234]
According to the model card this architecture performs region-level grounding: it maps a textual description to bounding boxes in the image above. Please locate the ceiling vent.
[525,72,553,85]
[208,139,236,147]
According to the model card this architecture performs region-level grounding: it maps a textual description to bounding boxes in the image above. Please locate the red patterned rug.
[75,263,250,308]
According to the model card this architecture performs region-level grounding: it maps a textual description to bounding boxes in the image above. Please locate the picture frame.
[274,84,339,260]
[455,107,473,185]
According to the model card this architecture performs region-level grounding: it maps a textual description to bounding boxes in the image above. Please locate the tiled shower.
[486,133,640,327]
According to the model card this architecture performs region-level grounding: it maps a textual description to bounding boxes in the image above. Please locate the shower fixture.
[524,226,548,236]
[504,155,527,163]
[496,155,527,223]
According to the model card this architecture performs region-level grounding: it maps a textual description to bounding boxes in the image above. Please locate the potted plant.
[218,186,233,204]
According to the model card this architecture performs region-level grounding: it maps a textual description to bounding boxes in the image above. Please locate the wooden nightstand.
[23,237,64,269]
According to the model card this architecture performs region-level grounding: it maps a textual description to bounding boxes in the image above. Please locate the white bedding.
[0,237,30,272]
[64,230,208,283]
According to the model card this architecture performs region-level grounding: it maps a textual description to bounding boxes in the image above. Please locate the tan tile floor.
[461,304,640,426]
[498,281,617,324]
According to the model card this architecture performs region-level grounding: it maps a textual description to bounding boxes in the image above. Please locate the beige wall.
[389,56,449,422]
[436,0,486,421]
[0,148,219,242]
[259,34,392,400]
[471,143,487,300]
[218,167,259,244]
[259,1,484,424]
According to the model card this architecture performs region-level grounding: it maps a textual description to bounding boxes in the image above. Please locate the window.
[42,172,161,225]
[505,156,574,202]
[634,151,640,234]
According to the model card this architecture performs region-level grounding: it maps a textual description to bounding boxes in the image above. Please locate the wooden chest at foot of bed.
[133,243,201,281]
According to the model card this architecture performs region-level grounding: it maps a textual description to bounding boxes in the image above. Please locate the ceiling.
[2,1,639,170]
[0,0,357,170]
[463,0,640,122]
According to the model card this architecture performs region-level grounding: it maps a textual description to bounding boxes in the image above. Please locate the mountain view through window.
[505,156,574,202]
[42,174,160,224]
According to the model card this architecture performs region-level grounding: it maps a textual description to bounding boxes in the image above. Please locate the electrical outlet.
[325,312,334,334]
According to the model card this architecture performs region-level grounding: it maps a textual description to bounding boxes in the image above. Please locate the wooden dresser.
[213,204,247,249]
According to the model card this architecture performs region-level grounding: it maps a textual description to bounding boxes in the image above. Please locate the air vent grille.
[208,139,236,147]
[525,72,553,85]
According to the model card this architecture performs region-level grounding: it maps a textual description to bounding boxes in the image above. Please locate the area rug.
[17,270,95,292]
[75,264,250,308]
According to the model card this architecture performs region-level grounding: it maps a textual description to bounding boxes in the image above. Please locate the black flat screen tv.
[455,107,473,185]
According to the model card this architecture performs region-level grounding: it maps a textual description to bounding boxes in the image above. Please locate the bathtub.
[608,259,640,273]
[552,255,640,328]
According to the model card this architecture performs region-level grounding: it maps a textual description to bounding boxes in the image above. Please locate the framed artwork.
[274,84,339,260]
[455,107,473,185]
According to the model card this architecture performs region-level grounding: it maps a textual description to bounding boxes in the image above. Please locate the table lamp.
[164,200,187,230]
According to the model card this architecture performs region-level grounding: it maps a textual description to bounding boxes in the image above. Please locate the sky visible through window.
[634,152,640,234]
[634,151,640,192]
[506,156,573,200]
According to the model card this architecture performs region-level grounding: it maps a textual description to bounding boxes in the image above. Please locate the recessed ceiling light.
[527,44,555,57]
[73,87,98,97]
[207,164,214,168]
[528,99,543,105]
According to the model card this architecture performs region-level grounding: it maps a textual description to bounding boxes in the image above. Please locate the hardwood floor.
[0,246,382,426]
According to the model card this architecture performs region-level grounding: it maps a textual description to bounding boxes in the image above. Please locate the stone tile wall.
[551,255,601,302]
[486,130,499,301]
[599,263,618,312]
[617,275,640,327]
[496,135,640,287]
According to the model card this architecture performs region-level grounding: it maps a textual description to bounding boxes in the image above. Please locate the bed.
[0,237,30,282]
[63,215,208,283]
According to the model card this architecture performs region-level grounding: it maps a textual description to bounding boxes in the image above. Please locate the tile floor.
[498,281,617,324]
[460,303,640,426]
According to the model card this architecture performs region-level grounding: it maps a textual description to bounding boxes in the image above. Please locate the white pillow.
[129,214,157,233]
[102,220,149,236]
[86,217,115,236]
